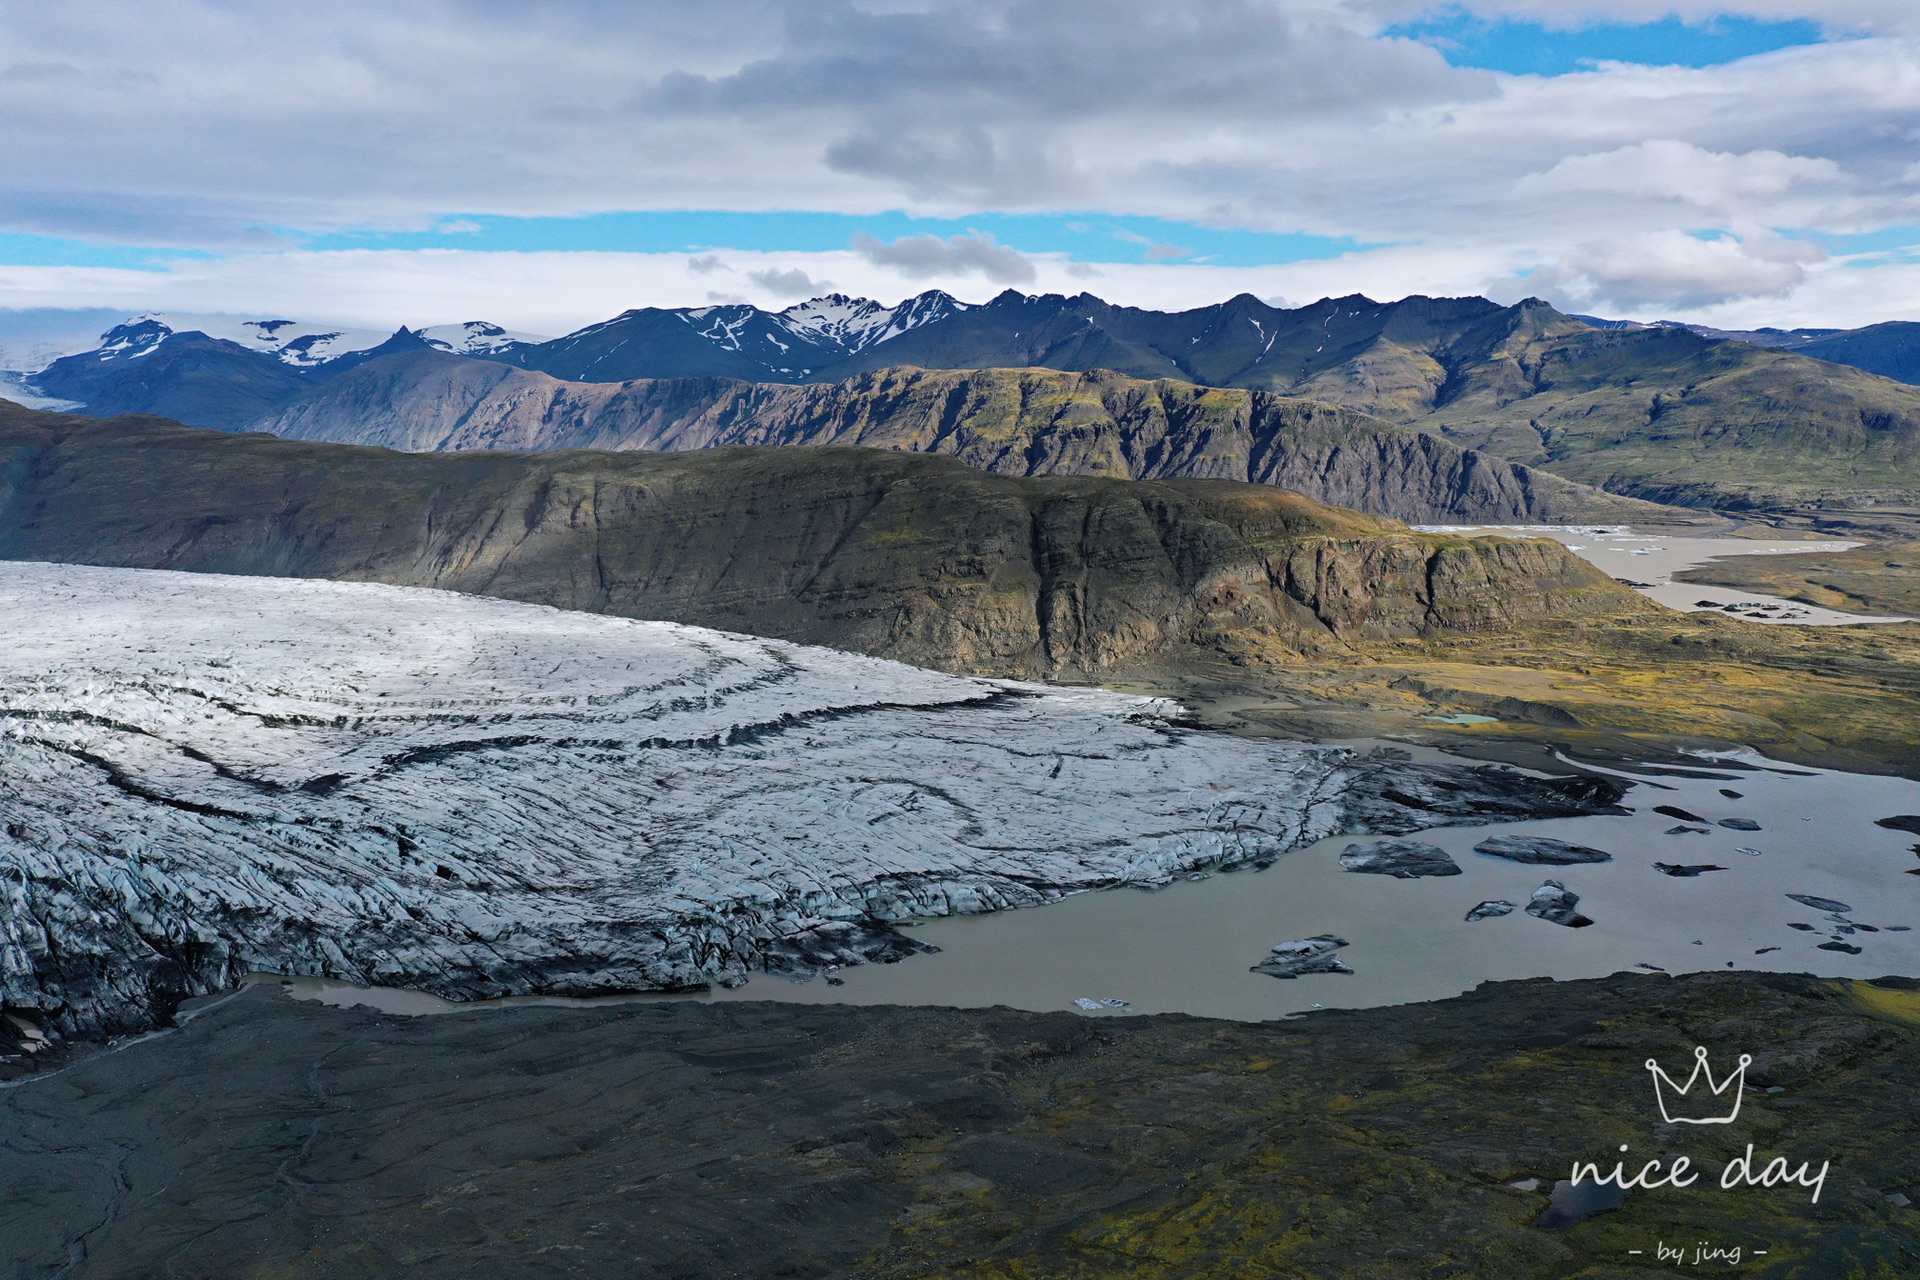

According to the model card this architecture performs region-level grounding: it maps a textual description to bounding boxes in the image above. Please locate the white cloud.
[1524,230,1826,311]
[746,266,830,296]
[0,3,1917,327]
[0,1,1479,240]
[0,248,1395,333]
[1516,140,1846,213]
[851,231,1037,284]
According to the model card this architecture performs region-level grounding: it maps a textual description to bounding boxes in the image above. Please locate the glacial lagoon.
[274,741,1920,1024]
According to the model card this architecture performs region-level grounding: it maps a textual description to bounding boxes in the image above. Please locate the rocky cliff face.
[0,405,1639,680]
[253,355,1685,526]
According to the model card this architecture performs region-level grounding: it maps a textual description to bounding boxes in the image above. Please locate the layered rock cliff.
[251,355,1686,526]
[0,404,1638,678]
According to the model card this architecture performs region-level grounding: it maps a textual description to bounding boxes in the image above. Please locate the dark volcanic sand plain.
[3,972,1917,1278]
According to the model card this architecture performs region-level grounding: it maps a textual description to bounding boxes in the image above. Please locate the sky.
[2,0,1919,340]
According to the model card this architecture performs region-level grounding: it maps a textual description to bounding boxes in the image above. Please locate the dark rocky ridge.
[0,403,1640,680]
[3,972,1916,1278]
[250,353,1685,526]
[32,330,311,429]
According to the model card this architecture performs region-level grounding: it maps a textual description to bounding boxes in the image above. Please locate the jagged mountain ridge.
[51,312,546,369]
[14,294,970,427]
[0,402,1639,680]
[490,288,1573,406]
[24,288,1920,517]
[254,352,1683,526]
[501,290,970,382]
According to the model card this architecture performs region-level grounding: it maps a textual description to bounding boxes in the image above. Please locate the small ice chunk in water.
[1252,934,1354,979]
[1475,835,1612,865]
[1526,880,1593,928]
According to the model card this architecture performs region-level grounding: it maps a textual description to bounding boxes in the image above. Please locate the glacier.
[0,561,1623,1039]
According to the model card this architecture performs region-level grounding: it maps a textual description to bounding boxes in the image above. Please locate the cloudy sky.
[2,0,1918,337]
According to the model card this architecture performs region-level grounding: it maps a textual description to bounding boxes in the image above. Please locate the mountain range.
[27,315,548,429]
[1580,314,1920,384]
[7,398,1917,775]
[12,288,1920,523]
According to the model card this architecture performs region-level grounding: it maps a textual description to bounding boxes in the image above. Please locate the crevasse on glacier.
[0,562,1611,1038]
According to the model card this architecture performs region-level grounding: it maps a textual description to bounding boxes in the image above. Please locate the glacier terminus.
[0,561,1624,1038]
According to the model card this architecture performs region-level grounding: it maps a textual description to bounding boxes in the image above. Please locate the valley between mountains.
[4,401,1918,775]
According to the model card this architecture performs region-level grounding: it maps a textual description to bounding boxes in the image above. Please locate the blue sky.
[296,211,1375,270]
[1388,12,1826,75]
[0,2,1912,336]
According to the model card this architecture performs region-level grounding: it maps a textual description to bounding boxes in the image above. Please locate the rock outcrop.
[1474,835,1614,865]
[1526,880,1593,927]
[0,403,1641,680]
[1251,935,1355,978]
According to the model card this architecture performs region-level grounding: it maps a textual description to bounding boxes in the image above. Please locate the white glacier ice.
[0,562,1618,1037]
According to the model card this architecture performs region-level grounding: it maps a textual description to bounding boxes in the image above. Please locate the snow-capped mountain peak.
[82,314,552,368]
[93,317,176,360]
[775,290,968,353]
[417,320,551,356]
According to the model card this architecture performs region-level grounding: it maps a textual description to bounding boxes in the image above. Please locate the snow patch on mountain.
[73,314,551,369]
[774,291,968,354]
[417,320,551,356]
